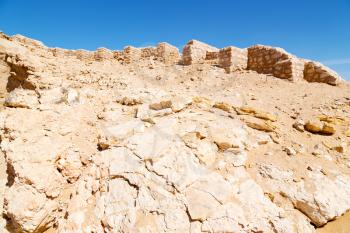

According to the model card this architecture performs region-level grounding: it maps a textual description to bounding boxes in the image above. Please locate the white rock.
[5,89,39,108]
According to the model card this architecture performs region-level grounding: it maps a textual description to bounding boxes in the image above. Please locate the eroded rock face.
[0,33,349,233]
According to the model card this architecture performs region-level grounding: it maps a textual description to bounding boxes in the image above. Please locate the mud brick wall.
[247,45,304,81]
[304,61,342,86]
[182,40,219,65]
[219,46,248,73]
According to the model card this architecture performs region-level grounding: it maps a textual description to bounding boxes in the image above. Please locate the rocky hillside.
[0,33,349,233]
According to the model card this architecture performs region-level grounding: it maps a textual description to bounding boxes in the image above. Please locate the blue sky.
[0,0,349,79]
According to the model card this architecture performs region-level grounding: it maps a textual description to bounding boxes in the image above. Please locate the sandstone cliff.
[0,33,349,233]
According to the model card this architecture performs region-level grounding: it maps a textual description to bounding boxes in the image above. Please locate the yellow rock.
[236,106,277,122]
[245,120,276,132]
[213,102,233,113]
[344,130,350,137]
[192,96,213,108]
[304,120,335,135]
[322,123,335,135]
[149,100,172,110]
[304,120,323,133]
[318,115,346,125]
[333,146,345,153]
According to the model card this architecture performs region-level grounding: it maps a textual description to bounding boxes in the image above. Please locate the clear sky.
[0,0,349,79]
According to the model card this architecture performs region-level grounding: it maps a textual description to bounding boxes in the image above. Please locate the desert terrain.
[0,33,349,232]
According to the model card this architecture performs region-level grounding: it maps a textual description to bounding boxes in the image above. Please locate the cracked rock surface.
[0,33,350,232]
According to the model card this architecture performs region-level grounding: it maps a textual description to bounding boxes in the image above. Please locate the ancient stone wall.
[219,46,248,73]
[205,51,219,60]
[304,61,342,86]
[247,45,304,81]
[140,47,157,58]
[74,49,94,61]
[123,46,142,64]
[182,40,219,65]
[117,43,180,65]
[94,47,114,61]
[10,34,45,48]
[156,42,180,65]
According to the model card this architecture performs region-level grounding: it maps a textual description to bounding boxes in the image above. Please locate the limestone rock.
[258,164,350,227]
[5,184,57,233]
[213,101,233,113]
[0,33,349,233]
[223,148,247,167]
[171,96,192,112]
[245,118,277,132]
[208,118,247,150]
[236,106,277,121]
[39,87,66,105]
[4,89,39,108]
[284,146,297,156]
[304,120,335,135]
[293,119,305,132]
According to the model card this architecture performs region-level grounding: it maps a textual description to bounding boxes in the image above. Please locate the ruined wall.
[10,34,45,49]
[123,46,142,64]
[140,47,157,58]
[74,49,94,61]
[116,43,180,65]
[247,45,304,81]
[50,48,95,61]
[94,48,114,61]
[156,42,180,65]
[205,51,219,61]
[182,40,219,65]
[219,46,248,73]
[304,61,342,86]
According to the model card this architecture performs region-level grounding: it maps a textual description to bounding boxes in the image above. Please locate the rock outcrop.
[0,33,349,233]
